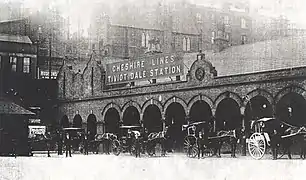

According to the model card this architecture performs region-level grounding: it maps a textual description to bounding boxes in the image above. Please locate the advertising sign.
[106,53,184,85]
[28,126,46,138]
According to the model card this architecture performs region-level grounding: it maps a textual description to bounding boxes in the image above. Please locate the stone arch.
[60,115,69,128]
[121,100,142,119]
[187,94,214,115]
[214,91,243,109]
[141,98,163,119]
[101,102,121,121]
[164,96,188,115]
[87,114,97,140]
[73,114,82,128]
[274,85,306,105]
[243,88,274,107]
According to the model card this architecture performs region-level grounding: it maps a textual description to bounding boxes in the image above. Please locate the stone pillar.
[211,108,216,132]
[161,112,166,132]
[82,122,87,131]
[240,107,247,156]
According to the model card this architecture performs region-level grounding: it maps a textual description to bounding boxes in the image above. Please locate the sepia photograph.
[0,0,306,179]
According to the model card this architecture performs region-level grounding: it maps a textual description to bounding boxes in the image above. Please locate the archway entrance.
[165,102,186,152]
[215,98,241,131]
[122,106,140,126]
[60,115,69,128]
[87,114,97,140]
[276,93,306,126]
[189,100,212,123]
[143,105,162,133]
[245,96,273,134]
[73,114,82,128]
[104,108,120,135]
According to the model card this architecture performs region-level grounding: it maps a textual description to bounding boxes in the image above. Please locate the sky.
[3,0,306,33]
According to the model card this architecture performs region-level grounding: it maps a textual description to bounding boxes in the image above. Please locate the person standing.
[57,130,63,155]
[84,133,89,155]
[65,133,72,157]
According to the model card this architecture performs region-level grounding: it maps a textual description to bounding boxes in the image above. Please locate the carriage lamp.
[262,104,267,109]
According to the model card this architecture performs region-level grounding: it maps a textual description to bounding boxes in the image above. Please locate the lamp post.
[48,33,52,79]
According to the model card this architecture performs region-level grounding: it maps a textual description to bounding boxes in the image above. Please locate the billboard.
[106,53,184,85]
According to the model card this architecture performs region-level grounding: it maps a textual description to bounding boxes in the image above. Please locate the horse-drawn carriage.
[145,129,167,157]
[182,121,239,158]
[111,126,142,156]
[62,127,86,152]
[91,133,118,154]
[247,117,306,160]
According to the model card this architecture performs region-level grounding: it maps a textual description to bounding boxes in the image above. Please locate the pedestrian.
[84,133,89,155]
[65,133,72,157]
[45,132,51,157]
[57,130,63,155]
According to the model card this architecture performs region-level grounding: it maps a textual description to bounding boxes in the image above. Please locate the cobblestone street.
[0,153,305,180]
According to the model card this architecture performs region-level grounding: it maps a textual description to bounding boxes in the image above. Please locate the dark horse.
[197,121,241,158]
[276,122,306,159]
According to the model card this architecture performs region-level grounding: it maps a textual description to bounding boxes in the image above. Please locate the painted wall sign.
[106,53,184,85]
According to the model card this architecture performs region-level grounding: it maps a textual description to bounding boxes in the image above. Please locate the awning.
[0,98,35,115]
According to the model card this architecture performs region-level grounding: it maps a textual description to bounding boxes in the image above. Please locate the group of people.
[55,130,90,157]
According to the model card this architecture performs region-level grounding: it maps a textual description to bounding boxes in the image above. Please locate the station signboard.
[105,53,184,85]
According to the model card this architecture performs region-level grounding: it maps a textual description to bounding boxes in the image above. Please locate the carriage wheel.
[203,148,214,157]
[248,133,266,160]
[112,140,121,156]
[184,136,198,158]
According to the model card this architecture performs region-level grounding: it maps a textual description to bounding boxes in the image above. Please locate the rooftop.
[0,34,32,44]
[204,35,306,76]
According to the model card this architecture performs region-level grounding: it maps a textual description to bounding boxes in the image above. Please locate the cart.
[247,117,306,160]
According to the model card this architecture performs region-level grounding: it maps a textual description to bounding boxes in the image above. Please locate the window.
[0,56,2,69]
[142,32,150,47]
[224,16,229,25]
[196,13,202,22]
[141,32,146,47]
[183,37,187,51]
[225,33,230,40]
[241,35,247,44]
[186,37,191,51]
[92,43,96,50]
[211,14,215,21]
[241,18,246,28]
[9,57,17,72]
[211,32,215,44]
[145,33,150,48]
[23,57,30,73]
[183,37,191,51]
[217,30,223,38]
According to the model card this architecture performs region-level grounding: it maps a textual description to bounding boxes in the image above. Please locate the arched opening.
[165,102,186,151]
[104,108,120,135]
[73,114,82,128]
[189,100,212,123]
[245,96,273,134]
[87,114,97,140]
[122,106,140,126]
[143,104,162,133]
[215,98,241,131]
[60,115,69,128]
[276,92,306,126]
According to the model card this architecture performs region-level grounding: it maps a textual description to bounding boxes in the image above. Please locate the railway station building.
[57,34,306,152]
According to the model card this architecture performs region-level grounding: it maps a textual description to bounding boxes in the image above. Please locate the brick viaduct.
[57,54,306,142]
